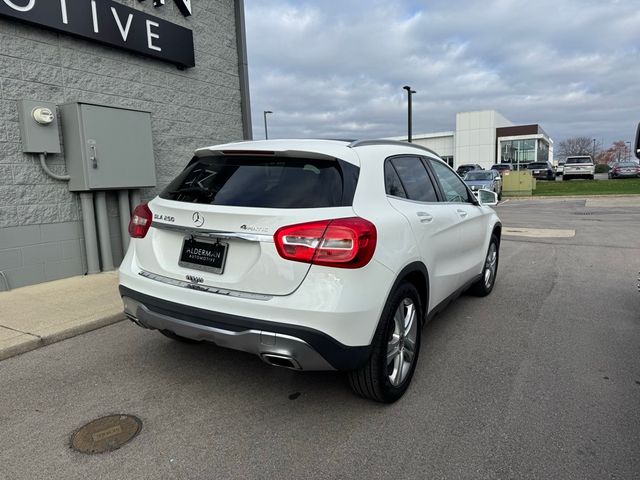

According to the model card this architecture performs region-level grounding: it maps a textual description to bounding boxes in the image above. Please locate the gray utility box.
[60,102,157,192]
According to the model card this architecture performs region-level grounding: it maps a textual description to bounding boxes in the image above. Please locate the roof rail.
[347,139,440,157]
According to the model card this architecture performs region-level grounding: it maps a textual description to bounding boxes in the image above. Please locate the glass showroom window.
[500,139,536,167]
[537,140,549,162]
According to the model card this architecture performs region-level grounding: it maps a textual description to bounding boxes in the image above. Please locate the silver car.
[463,170,503,200]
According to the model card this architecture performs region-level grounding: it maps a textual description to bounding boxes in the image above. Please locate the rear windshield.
[527,163,548,169]
[566,157,593,164]
[465,171,493,180]
[617,162,637,167]
[160,155,358,208]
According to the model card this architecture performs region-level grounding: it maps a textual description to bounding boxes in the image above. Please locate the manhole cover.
[71,414,142,454]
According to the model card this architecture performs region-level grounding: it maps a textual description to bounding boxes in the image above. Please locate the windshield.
[464,171,493,181]
[566,157,593,164]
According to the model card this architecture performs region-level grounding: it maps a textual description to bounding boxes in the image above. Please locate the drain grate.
[71,414,142,454]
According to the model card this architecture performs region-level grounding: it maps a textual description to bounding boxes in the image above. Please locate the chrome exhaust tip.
[261,353,302,370]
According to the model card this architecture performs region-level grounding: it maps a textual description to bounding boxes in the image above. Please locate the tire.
[348,282,422,403]
[159,329,200,344]
[468,235,499,297]
[588,175,594,180]
[563,175,569,181]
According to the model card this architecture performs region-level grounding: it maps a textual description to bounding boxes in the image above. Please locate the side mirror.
[635,123,640,160]
[478,189,498,206]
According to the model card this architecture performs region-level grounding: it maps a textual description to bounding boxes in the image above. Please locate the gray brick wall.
[0,0,245,290]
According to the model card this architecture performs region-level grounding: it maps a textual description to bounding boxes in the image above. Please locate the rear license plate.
[179,237,228,274]
[533,170,540,174]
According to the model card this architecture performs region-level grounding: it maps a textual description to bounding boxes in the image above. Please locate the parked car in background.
[456,164,483,177]
[526,161,555,181]
[463,170,503,200]
[563,156,595,180]
[119,139,502,403]
[555,159,566,176]
[608,161,640,179]
[490,164,512,176]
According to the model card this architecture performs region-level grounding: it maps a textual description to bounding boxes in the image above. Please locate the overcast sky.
[244,0,640,148]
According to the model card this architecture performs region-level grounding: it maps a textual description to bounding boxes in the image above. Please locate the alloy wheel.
[484,243,498,289]
[386,298,418,386]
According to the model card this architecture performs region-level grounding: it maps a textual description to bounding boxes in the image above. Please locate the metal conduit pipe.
[129,190,142,214]
[117,190,131,254]
[38,153,70,181]
[79,192,101,274]
[94,191,115,271]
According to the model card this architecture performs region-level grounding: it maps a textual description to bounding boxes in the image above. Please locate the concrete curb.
[0,313,125,362]
[0,272,124,362]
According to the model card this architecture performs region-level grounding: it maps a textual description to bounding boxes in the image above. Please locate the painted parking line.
[503,227,576,238]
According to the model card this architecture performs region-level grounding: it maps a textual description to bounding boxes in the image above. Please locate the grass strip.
[533,178,640,196]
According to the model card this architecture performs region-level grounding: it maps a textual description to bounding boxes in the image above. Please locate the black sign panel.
[0,0,195,68]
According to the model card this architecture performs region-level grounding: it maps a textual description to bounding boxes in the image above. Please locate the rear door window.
[160,155,358,208]
[386,156,438,202]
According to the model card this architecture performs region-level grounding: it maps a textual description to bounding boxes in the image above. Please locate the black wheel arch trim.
[387,262,430,325]
[119,285,371,371]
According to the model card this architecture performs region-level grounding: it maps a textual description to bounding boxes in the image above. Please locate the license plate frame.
[179,236,228,275]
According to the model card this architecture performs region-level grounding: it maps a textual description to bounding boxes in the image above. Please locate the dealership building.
[389,110,554,170]
[0,0,251,290]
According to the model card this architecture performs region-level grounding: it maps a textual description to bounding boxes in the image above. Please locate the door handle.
[417,212,433,223]
[456,209,468,218]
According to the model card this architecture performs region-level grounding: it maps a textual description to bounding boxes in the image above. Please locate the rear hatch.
[136,150,360,296]
[564,157,593,173]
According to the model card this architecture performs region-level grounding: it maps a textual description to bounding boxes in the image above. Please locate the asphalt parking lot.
[1,197,639,480]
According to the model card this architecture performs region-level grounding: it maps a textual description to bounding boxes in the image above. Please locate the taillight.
[274,217,377,269]
[128,203,153,238]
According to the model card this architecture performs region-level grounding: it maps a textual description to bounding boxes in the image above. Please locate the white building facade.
[389,110,553,170]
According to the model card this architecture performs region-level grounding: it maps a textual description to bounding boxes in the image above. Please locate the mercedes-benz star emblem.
[192,212,204,227]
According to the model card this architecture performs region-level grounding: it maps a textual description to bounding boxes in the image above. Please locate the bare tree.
[557,136,596,160]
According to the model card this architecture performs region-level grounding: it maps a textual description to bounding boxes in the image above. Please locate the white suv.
[563,155,595,180]
[119,139,502,403]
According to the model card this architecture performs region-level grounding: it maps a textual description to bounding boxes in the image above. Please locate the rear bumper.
[563,169,594,177]
[120,285,371,371]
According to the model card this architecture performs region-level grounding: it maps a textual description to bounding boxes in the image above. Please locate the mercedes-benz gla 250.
[119,139,502,402]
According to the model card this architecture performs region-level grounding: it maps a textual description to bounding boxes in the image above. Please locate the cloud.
[245,0,640,146]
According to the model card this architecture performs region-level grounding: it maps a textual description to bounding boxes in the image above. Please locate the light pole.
[403,86,416,143]
[592,138,596,160]
[263,110,273,140]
